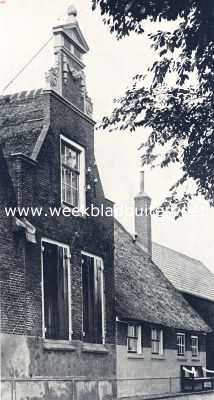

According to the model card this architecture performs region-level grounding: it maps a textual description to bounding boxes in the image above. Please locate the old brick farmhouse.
[0,5,213,400]
[0,6,116,400]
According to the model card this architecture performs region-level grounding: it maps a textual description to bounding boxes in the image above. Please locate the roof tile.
[153,242,214,302]
[115,220,210,332]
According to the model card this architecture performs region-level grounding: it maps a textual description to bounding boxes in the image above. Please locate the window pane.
[66,187,72,205]
[61,140,83,208]
[177,334,185,355]
[128,325,134,337]
[152,329,157,340]
[191,337,198,357]
[62,167,79,206]
[151,328,162,354]
[65,169,71,185]
[66,148,78,170]
[43,243,69,340]
[72,172,78,190]
[128,337,137,353]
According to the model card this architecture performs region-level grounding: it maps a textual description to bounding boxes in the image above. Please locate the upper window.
[151,328,163,355]
[127,324,142,354]
[82,252,105,344]
[177,333,186,356]
[191,335,199,358]
[42,239,71,341]
[60,135,85,211]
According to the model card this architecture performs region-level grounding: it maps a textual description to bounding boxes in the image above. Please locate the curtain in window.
[127,325,138,353]
[151,328,162,354]
[61,142,80,207]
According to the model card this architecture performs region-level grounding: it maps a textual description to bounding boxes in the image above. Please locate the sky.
[0,0,214,273]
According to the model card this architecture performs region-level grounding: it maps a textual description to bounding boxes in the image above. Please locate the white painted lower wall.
[117,345,206,398]
[150,391,214,400]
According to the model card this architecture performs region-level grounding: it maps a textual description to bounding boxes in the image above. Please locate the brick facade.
[0,89,116,393]
[0,9,117,397]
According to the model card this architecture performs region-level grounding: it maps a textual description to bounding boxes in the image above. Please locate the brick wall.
[0,90,116,382]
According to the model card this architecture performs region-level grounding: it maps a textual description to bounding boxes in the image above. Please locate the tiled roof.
[114,219,210,332]
[153,242,214,302]
[0,90,48,160]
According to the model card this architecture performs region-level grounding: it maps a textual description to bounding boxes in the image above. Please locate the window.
[127,324,142,354]
[82,252,105,344]
[177,333,186,356]
[60,135,85,211]
[41,240,71,340]
[191,336,199,358]
[151,328,163,355]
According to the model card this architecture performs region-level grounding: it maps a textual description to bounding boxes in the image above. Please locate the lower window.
[177,333,186,356]
[82,252,105,344]
[191,335,199,357]
[127,324,142,354]
[42,240,71,340]
[151,327,163,355]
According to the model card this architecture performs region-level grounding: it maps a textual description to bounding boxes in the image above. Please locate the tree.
[92,0,214,216]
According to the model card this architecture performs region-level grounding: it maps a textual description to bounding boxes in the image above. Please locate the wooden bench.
[181,365,214,392]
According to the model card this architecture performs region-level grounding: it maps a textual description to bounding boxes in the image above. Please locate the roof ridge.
[114,221,211,332]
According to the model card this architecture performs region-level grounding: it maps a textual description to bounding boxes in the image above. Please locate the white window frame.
[127,324,142,354]
[191,335,199,358]
[81,251,105,344]
[41,238,72,341]
[60,134,86,213]
[177,333,186,356]
[151,328,163,355]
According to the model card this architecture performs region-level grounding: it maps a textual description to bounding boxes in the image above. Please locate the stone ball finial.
[67,4,78,17]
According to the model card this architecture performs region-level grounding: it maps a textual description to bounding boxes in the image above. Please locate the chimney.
[45,4,93,118]
[134,171,152,257]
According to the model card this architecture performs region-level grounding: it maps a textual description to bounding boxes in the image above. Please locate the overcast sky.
[1,0,214,273]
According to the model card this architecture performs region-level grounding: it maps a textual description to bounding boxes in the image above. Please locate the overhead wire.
[2,36,53,93]
[1,8,66,93]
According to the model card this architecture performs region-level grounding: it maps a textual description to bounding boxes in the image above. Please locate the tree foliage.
[92,0,214,215]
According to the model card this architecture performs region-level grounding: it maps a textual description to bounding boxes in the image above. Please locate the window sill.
[177,356,188,361]
[128,353,144,359]
[43,340,76,351]
[151,354,165,360]
[82,343,109,354]
[192,357,201,361]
